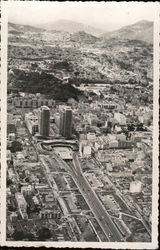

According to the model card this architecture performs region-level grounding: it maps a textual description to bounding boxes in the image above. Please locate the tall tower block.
[38,106,50,137]
[59,106,72,139]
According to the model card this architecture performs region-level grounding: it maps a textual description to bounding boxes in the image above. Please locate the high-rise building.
[59,106,72,139]
[38,106,50,137]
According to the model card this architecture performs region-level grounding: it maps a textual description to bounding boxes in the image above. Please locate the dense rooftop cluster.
[6,21,153,242]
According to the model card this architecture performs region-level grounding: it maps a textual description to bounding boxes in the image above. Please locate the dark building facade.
[38,106,50,137]
[59,106,72,139]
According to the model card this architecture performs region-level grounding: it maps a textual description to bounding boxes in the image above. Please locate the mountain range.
[36,19,105,37]
[102,20,153,43]
[8,19,153,43]
[8,22,45,34]
[70,31,99,44]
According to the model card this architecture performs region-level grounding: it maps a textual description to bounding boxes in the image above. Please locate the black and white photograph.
[0,1,159,249]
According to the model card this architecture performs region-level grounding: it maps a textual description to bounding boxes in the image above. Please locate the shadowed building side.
[38,106,50,137]
[59,106,72,139]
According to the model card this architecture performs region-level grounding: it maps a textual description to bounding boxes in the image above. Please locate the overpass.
[41,139,78,151]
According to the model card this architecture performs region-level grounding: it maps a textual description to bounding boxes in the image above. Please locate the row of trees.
[12,227,53,241]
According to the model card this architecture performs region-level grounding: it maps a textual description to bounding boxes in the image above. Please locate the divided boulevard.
[38,141,123,242]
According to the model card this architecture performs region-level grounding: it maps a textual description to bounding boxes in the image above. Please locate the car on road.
[108,233,113,238]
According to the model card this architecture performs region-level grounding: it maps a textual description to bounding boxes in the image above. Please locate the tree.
[136,123,144,131]
[10,141,22,153]
[127,123,135,132]
[97,121,103,128]
[7,178,13,187]
[12,230,25,241]
[74,71,80,77]
[38,227,52,241]
[25,232,35,241]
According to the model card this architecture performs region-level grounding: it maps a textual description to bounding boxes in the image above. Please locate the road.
[55,152,123,242]
[93,155,151,236]
[72,154,123,242]
[38,142,123,241]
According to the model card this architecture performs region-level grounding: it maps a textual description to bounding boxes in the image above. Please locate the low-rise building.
[87,132,96,141]
[25,112,38,135]
[114,113,127,126]
[39,209,61,219]
[79,141,92,157]
[21,185,33,196]
[13,97,55,108]
[15,192,28,219]
[118,140,133,149]
[130,180,142,193]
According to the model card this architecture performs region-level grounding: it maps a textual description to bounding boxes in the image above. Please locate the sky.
[6,1,158,31]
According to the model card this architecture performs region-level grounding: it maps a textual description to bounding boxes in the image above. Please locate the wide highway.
[72,154,123,242]
[38,141,123,241]
[55,151,123,242]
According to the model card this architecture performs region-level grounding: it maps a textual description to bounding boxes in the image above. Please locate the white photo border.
[1,1,159,248]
